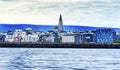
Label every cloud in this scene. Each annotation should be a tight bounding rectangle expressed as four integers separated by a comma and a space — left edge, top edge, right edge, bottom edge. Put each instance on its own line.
0, 0, 120, 28
0, 0, 91, 2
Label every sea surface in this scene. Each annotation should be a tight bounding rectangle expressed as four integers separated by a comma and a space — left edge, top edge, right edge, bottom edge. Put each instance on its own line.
0, 48, 120, 70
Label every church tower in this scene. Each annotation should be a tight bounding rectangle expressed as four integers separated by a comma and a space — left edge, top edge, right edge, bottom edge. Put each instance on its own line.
58, 14, 64, 32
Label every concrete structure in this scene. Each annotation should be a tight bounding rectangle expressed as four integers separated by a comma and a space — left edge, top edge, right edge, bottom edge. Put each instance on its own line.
13, 30, 26, 37
23, 34, 39, 42
58, 14, 64, 32
5, 34, 14, 42
5, 31, 14, 42
80, 32, 96, 43
13, 30, 26, 42
25, 28, 35, 35
46, 37, 56, 43
95, 29, 115, 44
0, 34, 6, 42
114, 32, 120, 40
61, 34, 80, 43
54, 26, 59, 32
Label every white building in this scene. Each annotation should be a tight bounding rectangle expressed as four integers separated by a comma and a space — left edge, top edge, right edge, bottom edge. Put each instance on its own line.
5, 29, 39, 42
5, 34, 14, 42
13, 30, 26, 42
80, 32, 96, 43
46, 37, 56, 42
22, 34, 39, 42
61, 34, 80, 43
13, 30, 26, 37
116, 32, 120, 35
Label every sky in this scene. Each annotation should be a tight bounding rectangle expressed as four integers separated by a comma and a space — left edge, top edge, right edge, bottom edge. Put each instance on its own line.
0, 0, 120, 28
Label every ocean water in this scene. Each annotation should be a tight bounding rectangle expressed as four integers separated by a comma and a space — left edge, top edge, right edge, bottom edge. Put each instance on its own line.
0, 48, 120, 70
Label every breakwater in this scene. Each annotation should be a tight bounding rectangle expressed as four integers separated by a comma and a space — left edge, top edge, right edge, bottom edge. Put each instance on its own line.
0, 42, 120, 48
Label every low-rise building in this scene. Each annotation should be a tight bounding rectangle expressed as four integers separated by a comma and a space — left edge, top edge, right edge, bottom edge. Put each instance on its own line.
114, 31, 120, 40
22, 34, 39, 42
46, 37, 56, 43
95, 29, 115, 44
61, 34, 80, 43
5, 34, 14, 42
5, 31, 14, 42
0, 34, 6, 42
80, 32, 96, 43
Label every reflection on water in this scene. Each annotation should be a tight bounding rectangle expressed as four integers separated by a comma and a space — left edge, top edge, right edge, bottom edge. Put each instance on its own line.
0, 48, 120, 70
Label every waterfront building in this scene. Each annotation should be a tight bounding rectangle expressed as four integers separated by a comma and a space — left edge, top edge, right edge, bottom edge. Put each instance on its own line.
5, 31, 14, 42
114, 32, 120, 40
37, 35, 42, 42
95, 29, 115, 44
13, 30, 26, 42
58, 14, 64, 32
46, 37, 56, 43
23, 34, 39, 42
5, 34, 14, 42
80, 32, 96, 43
53, 32, 59, 43
13, 30, 26, 37
0, 34, 6, 42
15, 34, 22, 42
25, 28, 35, 35
42, 32, 59, 43
58, 32, 67, 36
54, 26, 59, 32
61, 34, 80, 43
41, 36, 47, 42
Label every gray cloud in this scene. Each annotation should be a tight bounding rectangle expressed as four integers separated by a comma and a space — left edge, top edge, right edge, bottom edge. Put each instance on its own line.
0, 0, 92, 2
0, 0, 120, 27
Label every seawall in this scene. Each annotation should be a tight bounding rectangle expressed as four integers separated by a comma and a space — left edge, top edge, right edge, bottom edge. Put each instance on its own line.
0, 42, 120, 48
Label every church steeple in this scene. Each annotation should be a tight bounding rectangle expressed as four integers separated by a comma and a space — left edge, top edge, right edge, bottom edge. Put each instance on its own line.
58, 14, 64, 32
59, 14, 62, 21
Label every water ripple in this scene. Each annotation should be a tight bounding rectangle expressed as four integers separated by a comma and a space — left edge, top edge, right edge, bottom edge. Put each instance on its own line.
0, 48, 119, 70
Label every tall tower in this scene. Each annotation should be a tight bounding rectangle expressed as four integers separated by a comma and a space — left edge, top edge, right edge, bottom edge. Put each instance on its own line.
58, 14, 64, 32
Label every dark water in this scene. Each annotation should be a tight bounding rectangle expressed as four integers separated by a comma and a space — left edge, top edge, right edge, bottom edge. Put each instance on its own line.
0, 48, 120, 70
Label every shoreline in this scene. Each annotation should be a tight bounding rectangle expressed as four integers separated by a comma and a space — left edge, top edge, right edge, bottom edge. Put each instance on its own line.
0, 42, 120, 48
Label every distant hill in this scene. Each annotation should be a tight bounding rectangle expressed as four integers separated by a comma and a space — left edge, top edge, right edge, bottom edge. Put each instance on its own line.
0, 24, 120, 32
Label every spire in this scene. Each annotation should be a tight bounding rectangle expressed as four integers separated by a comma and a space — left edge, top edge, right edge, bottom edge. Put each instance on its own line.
59, 14, 62, 21
58, 14, 64, 32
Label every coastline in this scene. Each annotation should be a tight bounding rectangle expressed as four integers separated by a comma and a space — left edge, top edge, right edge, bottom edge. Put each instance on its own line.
0, 42, 120, 48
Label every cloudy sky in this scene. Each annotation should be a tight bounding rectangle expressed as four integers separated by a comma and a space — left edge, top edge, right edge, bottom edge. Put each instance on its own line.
0, 0, 120, 28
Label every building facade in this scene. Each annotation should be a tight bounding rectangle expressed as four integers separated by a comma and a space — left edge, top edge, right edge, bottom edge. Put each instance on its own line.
95, 29, 115, 44
0, 34, 6, 42
80, 32, 96, 43
61, 34, 80, 43
58, 14, 64, 32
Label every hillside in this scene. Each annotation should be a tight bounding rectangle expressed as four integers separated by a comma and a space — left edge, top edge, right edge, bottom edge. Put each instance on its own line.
0, 24, 119, 32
